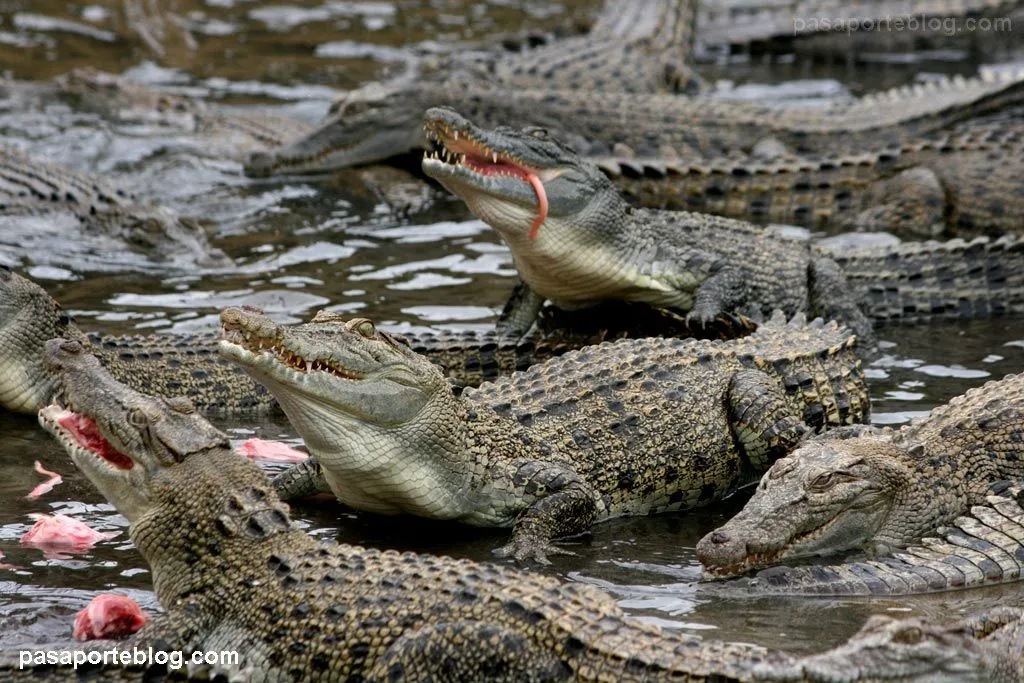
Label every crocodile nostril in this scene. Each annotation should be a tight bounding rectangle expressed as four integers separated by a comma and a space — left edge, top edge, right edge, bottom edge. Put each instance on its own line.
709, 531, 731, 545
59, 340, 84, 355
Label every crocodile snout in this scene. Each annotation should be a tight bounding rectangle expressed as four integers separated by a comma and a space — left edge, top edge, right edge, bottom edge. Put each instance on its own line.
244, 150, 277, 178
695, 527, 749, 574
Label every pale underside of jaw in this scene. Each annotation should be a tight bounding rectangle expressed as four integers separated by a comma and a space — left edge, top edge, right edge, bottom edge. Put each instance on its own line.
424, 131, 561, 240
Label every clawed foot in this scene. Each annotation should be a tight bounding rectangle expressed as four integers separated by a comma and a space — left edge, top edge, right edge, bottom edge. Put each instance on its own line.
493, 537, 576, 565
685, 307, 720, 329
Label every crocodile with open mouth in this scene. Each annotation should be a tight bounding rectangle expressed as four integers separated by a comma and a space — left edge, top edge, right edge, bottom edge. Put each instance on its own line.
219, 307, 868, 564
600, 119, 1024, 239
11, 337, 1021, 682
243, 69, 1024, 177
0, 145, 229, 268
695, 372, 1024, 582
0, 268, 750, 415
419, 107, 1024, 341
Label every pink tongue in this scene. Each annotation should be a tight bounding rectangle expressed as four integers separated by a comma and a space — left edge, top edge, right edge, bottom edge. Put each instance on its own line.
526, 173, 548, 241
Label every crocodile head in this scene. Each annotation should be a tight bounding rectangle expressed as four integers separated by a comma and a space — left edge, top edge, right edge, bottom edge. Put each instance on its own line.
56, 68, 201, 128
37, 338, 229, 524
759, 612, 1020, 682
421, 106, 621, 243
0, 268, 87, 413
218, 307, 471, 518
110, 205, 231, 269
697, 432, 910, 578
244, 82, 428, 177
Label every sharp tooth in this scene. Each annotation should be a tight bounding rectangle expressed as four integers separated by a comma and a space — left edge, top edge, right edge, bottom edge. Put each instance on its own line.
305, 360, 312, 371
492, 152, 498, 163
453, 130, 459, 140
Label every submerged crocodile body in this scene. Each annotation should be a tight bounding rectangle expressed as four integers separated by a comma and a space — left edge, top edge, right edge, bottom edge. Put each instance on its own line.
15, 338, 1020, 682
696, 373, 1024, 580
0, 145, 228, 268
602, 119, 1024, 239
0, 268, 751, 414
244, 67, 1024, 176
420, 107, 1024, 341
219, 307, 868, 563
704, 481, 1024, 596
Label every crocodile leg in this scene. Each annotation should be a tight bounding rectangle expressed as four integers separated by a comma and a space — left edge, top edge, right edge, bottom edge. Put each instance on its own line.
272, 457, 329, 500
492, 461, 598, 565
497, 279, 547, 339
806, 258, 874, 346
686, 265, 750, 327
365, 621, 571, 682
853, 167, 946, 237
727, 369, 810, 473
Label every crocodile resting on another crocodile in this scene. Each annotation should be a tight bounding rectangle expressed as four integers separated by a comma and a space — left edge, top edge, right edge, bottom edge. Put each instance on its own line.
697, 373, 1024, 582
0, 145, 228, 268
244, 68, 1024, 176
420, 106, 1024, 341
602, 119, 1024, 239
17, 337, 1023, 682
0, 267, 752, 415
702, 480, 1024, 596
219, 307, 868, 563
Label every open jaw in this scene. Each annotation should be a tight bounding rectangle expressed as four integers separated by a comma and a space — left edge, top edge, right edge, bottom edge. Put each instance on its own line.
422, 118, 553, 240
38, 405, 134, 471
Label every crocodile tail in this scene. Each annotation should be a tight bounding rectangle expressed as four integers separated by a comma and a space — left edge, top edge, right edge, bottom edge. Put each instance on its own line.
818, 235, 1024, 324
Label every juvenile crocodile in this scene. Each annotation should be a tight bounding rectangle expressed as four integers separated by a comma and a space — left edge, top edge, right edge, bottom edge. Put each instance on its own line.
0, 268, 749, 414
244, 69, 1024, 176
601, 119, 1024, 239
0, 145, 228, 268
17, 338, 1019, 682
702, 480, 1024, 595
420, 107, 1024, 340
219, 307, 868, 563
696, 372, 1024, 580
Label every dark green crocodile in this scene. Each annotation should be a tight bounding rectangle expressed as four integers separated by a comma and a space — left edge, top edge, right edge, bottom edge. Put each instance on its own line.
601, 119, 1024, 239
701, 480, 1024, 596
27, 336, 784, 682
420, 107, 1024, 341
219, 306, 868, 563
13, 338, 1019, 681
243, 69, 1024, 176
0, 268, 751, 414
696, 372, 1024, 581
0, 145, 228, 268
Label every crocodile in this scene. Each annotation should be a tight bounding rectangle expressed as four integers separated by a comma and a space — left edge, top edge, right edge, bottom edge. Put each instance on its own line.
219, 307, 868, 563
0, 145, 229, 268
700, 480, 1024, 595
15, 337, 1021, 682
0, 268, 752, 414
243, 67, 1024, 176
695, 372, 1024, 580
56, 68, 315, 152
419, 107, 1024, 340
600, 119, 1024, 239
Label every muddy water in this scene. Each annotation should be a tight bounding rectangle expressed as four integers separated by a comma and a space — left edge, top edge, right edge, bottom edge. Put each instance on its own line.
0, 0, 1023, 659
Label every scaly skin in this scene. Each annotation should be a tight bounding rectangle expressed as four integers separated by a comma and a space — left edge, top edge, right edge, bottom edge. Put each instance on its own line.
28, 337, 790, 682
218, 308, 868, 563
0, 342, 1015, 680
420, 107, 1024, 341
0, 269, 752, 414
53, 68, 314, 158
243, 69, 1024, 176
0, 145, 228, 268
695, 373, 1024, 578
603, 120, 1024, 239
703, 481, 1024, 595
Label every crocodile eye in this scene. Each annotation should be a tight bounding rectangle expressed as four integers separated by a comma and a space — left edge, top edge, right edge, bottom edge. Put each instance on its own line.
166, 397, 195, 414
892, 626, 923, 645
128, 408, 148, 427
807, 472, 835, 492
528, 127, 548, 140
356, 320, 375, 338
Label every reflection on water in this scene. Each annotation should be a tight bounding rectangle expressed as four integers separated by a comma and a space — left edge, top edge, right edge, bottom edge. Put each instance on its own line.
0, 0, 1022, 658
